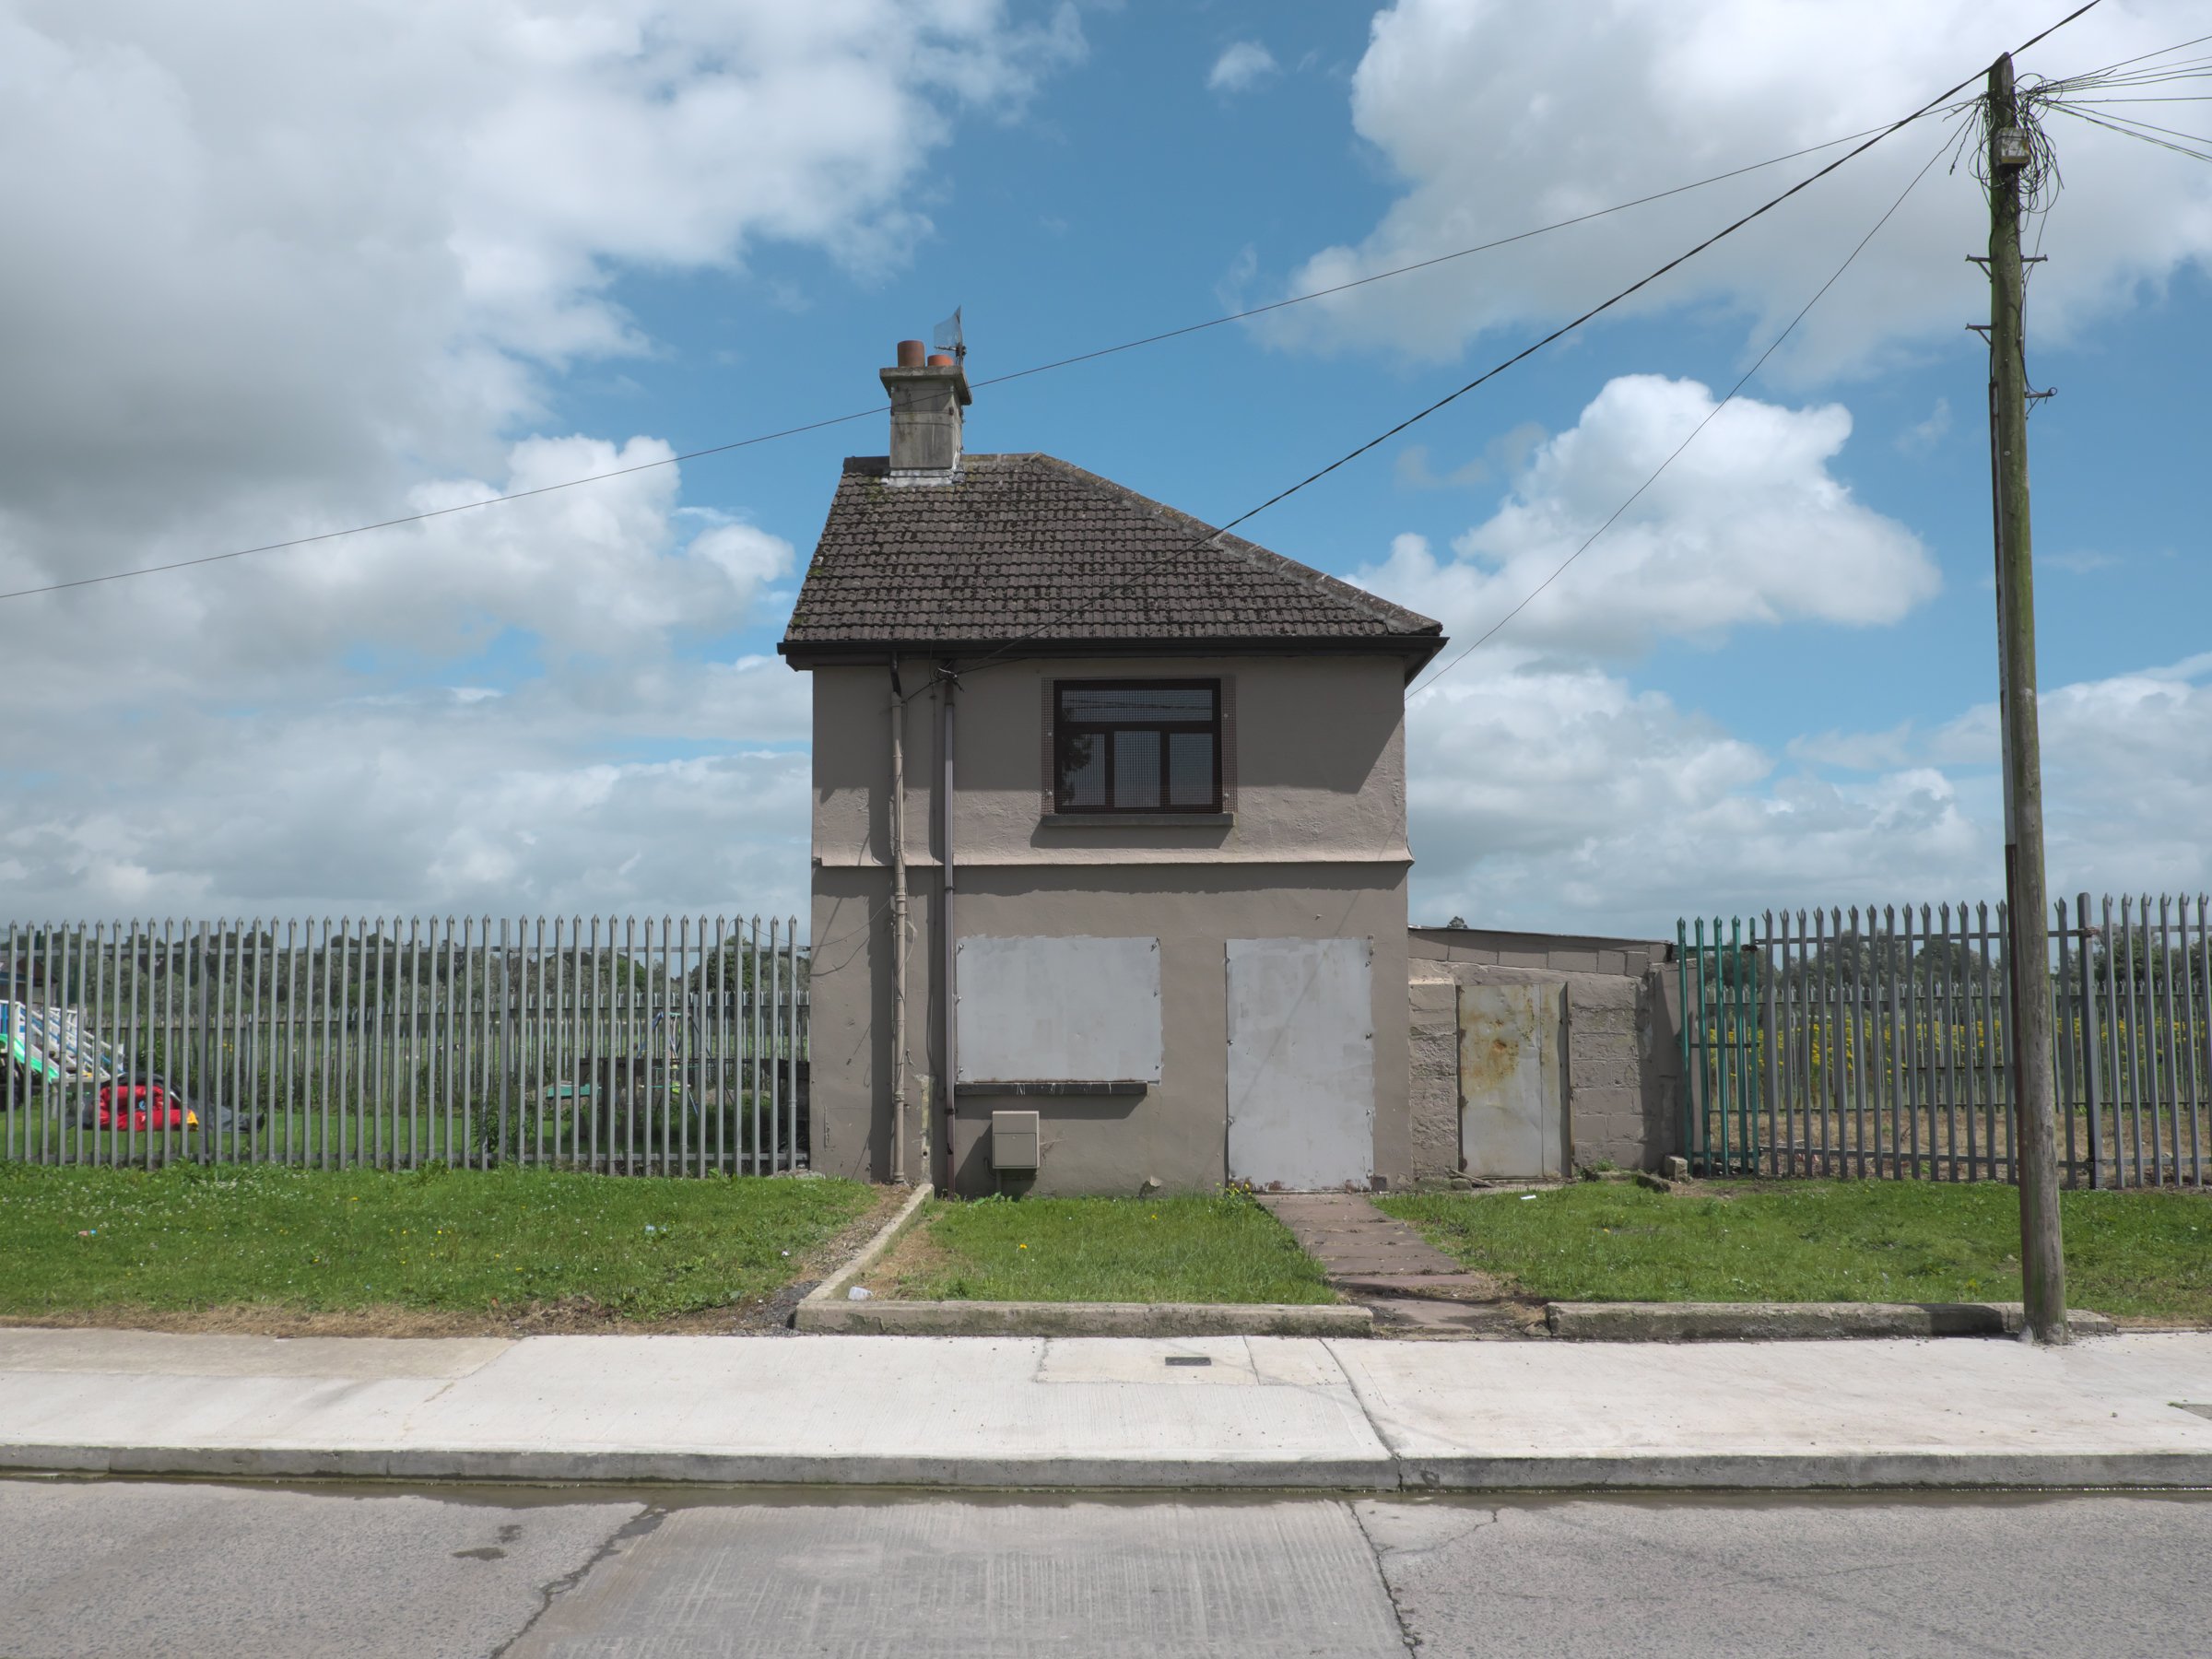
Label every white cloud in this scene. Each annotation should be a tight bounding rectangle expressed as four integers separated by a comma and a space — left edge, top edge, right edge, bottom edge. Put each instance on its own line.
1379, 371, 2201, 934
0, 1, 1083, 568
1362, 375, 1938, 658
1207, 41, 1278, 94
0, 694, 813, 923
1262, 1, 2212, 377
0, 434, 817, 920
0, 2, 1079, 924
1407, 653, 2212, 935
1895, 396, 1951, 455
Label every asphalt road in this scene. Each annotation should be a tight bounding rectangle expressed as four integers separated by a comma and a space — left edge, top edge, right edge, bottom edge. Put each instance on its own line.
2, 1477, 2206, 1657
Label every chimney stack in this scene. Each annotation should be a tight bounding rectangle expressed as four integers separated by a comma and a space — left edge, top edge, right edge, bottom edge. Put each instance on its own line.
881, 336, 971, 481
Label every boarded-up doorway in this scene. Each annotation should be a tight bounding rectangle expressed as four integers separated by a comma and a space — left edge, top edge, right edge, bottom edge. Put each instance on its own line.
1225, 937, 1373, 1190
1458, 982, 1568, 1180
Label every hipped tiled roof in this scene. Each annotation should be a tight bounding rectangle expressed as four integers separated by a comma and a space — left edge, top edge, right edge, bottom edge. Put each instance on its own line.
778, 453, 1443, 661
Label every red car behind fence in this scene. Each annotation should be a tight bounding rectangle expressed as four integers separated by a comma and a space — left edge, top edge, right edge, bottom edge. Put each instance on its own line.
91, 1078, 196, 1132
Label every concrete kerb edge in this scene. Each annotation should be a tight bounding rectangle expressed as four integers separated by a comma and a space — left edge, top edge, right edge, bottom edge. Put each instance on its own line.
796, 1182, 935, 1316
795, 1298, 1375, 1337
7, 1442, 2206, 1494
1544, 1300, 2123, 1342
1394, 1452, 2212, 1491
0, 1442, 1398, 1491
792, 1182, 1375, 1336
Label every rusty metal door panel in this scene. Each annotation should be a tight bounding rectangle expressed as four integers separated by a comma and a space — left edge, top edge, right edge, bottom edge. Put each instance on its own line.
1226, 937, 1373, 1191
1458, 982, 1566, 1180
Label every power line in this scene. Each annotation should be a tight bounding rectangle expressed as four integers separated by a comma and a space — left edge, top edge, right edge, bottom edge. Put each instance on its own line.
1, 2, 2106, 612
2051, 102, 2212, 164
0, 124, 1991, 607
930, 2, 2104, 693
2054, 29, 2212, 82
1406, 134, 1955, 703
964, 124, 1904, 394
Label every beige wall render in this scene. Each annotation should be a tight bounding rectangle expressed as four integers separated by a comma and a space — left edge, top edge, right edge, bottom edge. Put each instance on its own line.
813, 653, 1411, 873
808, 653, 1415, 1194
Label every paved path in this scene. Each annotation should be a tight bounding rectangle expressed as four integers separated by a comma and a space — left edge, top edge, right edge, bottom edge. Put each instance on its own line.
1256, 1192, 1462, 1276
1255, 1191, 1528, 1335
6, 1477, 2209, 1657
6, 1325, 2212, 1490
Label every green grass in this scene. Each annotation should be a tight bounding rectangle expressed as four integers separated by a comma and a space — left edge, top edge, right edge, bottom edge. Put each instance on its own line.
886, 1193, 1336, 1304
0, 1162, 875, 1320
1377, 1181, 2212, 1322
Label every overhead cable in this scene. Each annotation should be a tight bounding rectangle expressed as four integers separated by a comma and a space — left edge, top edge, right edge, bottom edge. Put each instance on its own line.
1406, 135, 1956, 702
0, 126, 1991, 606
930, 2, 2104, 692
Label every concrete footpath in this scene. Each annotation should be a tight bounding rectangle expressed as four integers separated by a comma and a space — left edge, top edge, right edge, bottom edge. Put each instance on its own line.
4, 1326, 2211, 1492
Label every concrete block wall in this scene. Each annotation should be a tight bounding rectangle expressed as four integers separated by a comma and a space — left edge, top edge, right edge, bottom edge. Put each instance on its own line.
1407, 978, 1459, 1184
1409, 926, 1667, 980
1407, 929, 1686, 1180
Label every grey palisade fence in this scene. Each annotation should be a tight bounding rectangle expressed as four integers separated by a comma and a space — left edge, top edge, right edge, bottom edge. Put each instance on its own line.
1677, 894, 2210, 1188
1, 915, 808, 1175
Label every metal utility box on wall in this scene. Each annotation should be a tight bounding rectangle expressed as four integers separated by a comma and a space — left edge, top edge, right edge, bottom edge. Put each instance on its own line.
990, 1110, 1041, 1172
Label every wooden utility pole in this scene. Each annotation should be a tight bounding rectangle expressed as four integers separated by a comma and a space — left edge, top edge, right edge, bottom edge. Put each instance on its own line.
1985, 52, 2067, 1345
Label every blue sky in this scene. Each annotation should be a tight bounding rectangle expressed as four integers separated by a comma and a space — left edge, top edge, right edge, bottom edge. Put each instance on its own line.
2, 0, 2206, 932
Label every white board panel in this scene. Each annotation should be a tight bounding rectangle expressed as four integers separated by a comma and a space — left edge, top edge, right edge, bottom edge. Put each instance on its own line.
1226, 937, 1373, 1191
956, 935, 1162, 1083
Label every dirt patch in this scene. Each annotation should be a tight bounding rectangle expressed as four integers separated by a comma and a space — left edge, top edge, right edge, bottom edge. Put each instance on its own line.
856, 1207, 955, 1300
0, 1182, 909, 1339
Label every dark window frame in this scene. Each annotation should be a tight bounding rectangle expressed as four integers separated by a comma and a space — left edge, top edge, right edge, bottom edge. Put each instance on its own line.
1053, 677, 1222, 815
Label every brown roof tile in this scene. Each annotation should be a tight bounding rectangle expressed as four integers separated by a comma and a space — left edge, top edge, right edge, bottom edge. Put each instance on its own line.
778, 453, 1443, 662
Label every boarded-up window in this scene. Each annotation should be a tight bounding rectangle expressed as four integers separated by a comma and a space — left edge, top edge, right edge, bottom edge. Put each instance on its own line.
956, 936, 1162, 1083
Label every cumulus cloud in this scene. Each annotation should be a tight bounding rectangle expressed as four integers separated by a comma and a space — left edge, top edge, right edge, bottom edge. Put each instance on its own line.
1378, 371, 2197, 933
1894, 396, 1952, 455
1261, 0, 2212, 377
0, 2, 1078, 923
1406, 652, 2212, 935
0, 689, 813, 923
0, 1, 1083, 568
1207, 41, 1278, 93
1360, 375, 1938, 658
0, 434, 814, 920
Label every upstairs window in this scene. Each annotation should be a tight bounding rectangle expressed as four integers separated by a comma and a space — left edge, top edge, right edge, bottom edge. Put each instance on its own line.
1053, 680, 1220, 814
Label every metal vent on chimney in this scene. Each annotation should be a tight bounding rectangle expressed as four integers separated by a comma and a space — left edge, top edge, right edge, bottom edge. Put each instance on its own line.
933, 306, 965, 366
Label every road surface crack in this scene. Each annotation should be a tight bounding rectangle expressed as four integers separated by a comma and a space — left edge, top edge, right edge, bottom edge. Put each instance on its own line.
1348, 1499, 1424, 1654
488, 1502, 665, 1657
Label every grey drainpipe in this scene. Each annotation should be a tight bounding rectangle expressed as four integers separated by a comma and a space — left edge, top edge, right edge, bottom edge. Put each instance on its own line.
888, 659, 908, 1185
938, 662, 958, 1194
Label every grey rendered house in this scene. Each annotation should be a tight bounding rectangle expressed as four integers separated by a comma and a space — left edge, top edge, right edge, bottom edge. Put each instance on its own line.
779, 341, 1444, 1195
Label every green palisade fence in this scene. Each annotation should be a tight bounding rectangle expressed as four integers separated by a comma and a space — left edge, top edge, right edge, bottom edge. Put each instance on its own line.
2, 914, 808, 1175
1677, 894, 2208, 1188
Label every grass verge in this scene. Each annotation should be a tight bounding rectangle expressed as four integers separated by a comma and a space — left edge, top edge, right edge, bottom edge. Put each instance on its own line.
0, 1161, 878, 1331
1377, 1180, 2212, 1324
866, 1192, 1336, 1305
